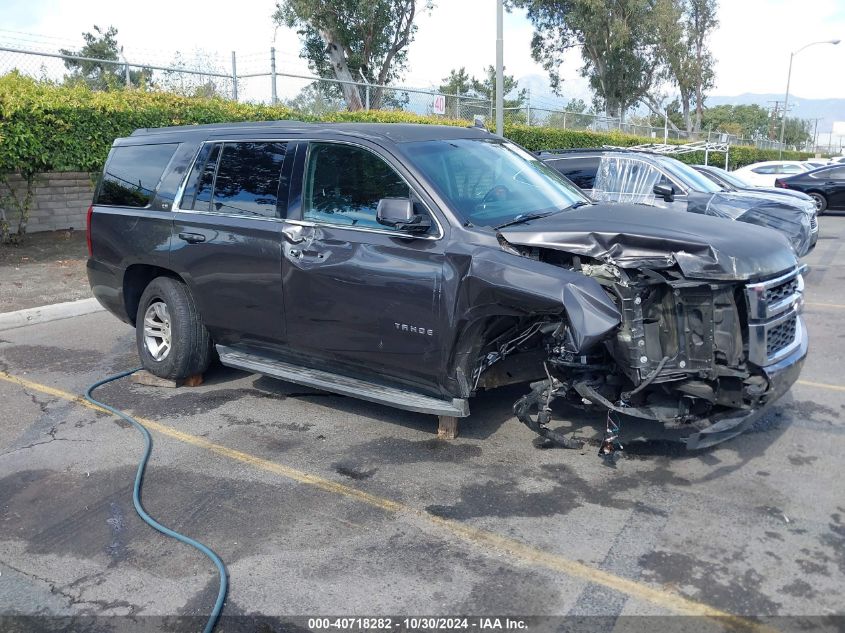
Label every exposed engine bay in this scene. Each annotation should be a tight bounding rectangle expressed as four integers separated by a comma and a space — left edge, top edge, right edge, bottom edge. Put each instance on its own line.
472, 244, 807, 452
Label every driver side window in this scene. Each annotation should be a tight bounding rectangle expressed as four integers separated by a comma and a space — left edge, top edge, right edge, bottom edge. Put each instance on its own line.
303, 142, 410, 229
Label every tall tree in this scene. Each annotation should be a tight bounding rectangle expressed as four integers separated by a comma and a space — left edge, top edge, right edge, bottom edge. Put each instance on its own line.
780, 117, 812, 147
59, 26, 150, 90
439, 66, 527, 122
545, 97, 596, 128
438, 67, 473, 97
438, 67, 474, 118
470, 66, 527, 108
700, 104, 771, 139
649, 0, 717, 134
273, 0, 431, 111
508, 0, 660, 120
472, 65, 528, 123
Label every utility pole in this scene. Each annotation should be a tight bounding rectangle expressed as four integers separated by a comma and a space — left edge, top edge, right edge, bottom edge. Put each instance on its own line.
779, 39, 841, 157
270, 47, 278, 105
231, 51, 238, 102
767, 100, 783, 140
810, 117, 823, 153
526, 88, 531, 126
495, 0, 504, 136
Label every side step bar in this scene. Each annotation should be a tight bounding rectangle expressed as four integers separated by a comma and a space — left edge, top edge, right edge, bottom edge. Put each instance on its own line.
217, 345, 470, 418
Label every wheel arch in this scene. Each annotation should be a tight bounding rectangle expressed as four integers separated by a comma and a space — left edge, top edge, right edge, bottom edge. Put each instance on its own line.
122, 264, 185, 326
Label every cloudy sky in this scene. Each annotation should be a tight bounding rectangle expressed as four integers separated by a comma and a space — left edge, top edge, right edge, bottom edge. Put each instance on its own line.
3, 0, 845, 105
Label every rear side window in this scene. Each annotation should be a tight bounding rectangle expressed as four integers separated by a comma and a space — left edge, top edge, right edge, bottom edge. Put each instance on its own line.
96, 143, 179, 207
213, 142, 288, 218
816, 166, 845, 179
547, 157, 600, 189
180, 142, 287, 218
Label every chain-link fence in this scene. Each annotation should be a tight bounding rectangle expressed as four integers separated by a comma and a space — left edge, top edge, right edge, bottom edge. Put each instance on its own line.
0, 43, 799, 152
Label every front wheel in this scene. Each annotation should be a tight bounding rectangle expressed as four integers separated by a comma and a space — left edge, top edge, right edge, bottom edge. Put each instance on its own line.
135, 276, 213, 380
808, 192, 828, 214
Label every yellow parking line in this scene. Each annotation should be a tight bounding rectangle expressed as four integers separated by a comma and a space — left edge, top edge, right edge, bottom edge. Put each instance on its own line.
797, 379, 845, 393
0, 370, 772, 632
805, 302, 845, 309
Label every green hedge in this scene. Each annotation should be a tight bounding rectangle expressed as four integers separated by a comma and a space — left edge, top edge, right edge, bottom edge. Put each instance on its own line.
0, 71, 809, 175
0, 72, 466, 175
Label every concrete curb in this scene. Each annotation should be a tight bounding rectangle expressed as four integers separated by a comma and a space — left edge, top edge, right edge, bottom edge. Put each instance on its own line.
0, 297, 104, 332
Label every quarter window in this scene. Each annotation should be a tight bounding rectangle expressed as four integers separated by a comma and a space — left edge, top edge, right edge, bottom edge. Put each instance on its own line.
96, 143, 179, 207
302, 143, 410, 229
183, 143, 220, 212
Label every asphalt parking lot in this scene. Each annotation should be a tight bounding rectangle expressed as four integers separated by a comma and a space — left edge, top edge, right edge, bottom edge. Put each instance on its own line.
1, 216, 844, 632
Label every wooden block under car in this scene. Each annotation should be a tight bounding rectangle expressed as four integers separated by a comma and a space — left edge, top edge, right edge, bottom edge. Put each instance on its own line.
131, 370, 203, 388
437, 415, 459, 440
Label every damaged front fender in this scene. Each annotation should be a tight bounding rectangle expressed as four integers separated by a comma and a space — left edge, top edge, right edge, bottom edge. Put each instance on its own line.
441, 245, 620, 397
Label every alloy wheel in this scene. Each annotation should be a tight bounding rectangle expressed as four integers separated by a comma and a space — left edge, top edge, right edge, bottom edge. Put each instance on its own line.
143, 301, 172, 361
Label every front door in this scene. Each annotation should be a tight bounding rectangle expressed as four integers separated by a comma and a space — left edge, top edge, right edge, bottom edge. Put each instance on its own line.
170, 140, 292, 348
281, 141, 446, 392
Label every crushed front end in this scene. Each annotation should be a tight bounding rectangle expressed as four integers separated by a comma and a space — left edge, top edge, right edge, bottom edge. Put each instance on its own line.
476, 247, 808, 450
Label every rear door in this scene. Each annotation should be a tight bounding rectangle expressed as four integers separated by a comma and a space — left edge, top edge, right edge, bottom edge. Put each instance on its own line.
170, 140, 293, 347
281, 140, 447, 392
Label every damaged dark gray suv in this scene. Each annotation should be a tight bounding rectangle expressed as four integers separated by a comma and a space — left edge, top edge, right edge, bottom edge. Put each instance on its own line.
87, 122, 808, 451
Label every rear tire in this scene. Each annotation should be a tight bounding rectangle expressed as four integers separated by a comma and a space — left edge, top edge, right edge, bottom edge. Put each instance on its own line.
135, 276, 213, 380
808, 192, 828, 214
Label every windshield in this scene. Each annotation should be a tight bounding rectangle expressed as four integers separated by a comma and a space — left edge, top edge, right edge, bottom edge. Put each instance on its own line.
705, 166, 753, 189
401, 138, 589, 227
656, 157, 722, 193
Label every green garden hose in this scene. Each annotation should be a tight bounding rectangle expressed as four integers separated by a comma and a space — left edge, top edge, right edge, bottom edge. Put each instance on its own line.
85, 368, 227, 633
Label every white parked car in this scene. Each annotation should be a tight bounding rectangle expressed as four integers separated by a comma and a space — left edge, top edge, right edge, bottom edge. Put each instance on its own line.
733, 161, 813, 187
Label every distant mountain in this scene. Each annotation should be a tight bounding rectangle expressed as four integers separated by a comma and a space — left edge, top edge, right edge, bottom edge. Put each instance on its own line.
510, 76, 845, 140
705, 93, 845, 133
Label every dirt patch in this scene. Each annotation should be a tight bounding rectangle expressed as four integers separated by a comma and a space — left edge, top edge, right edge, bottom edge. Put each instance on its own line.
0, 231, 90, 312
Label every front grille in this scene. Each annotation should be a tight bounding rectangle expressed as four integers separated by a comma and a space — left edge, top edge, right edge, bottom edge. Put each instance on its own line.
746, 266, 804, 366
746, 267, 804, 320
766, 276, 799, 306
810, 214, 818, 231
766, 315, 797, 358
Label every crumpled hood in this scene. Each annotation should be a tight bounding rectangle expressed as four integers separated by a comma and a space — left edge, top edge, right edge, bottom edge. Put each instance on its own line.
497, 204, 799, 281
693, 191, 814, 256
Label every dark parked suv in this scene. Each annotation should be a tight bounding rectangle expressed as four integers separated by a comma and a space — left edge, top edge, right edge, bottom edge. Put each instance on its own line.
540, 149, 816, 255
87, 122, 808, 449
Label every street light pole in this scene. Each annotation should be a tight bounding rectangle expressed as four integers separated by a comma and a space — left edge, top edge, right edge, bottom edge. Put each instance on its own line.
495, 0, 504, 136
778, 38, 840, 157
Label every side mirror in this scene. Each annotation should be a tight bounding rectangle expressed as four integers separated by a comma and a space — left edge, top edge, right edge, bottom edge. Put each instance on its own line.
376, 198, 431, 234
653, 183, 675, 202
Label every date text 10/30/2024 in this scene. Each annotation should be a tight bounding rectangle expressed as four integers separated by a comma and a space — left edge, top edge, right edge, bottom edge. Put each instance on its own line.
307, 618, 529, 630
